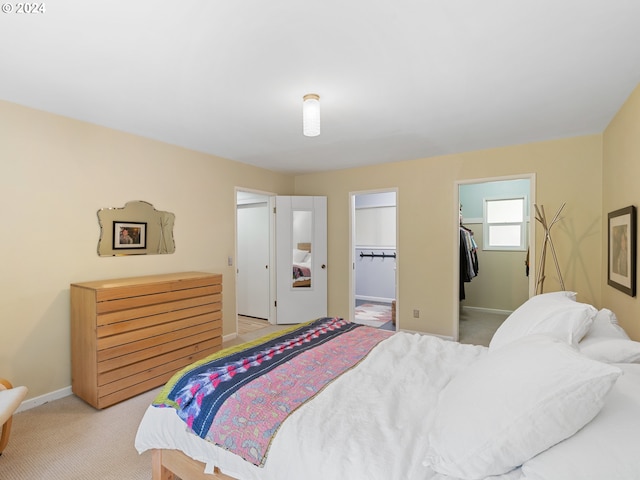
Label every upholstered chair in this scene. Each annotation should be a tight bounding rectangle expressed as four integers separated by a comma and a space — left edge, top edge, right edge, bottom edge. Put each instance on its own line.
0, 378, 28, 456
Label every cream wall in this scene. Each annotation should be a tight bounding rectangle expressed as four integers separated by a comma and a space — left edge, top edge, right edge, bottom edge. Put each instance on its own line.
603, 84, 640, 340
295, 135, 603, 337
0, 100, 294, 399
5, 85, 636, 401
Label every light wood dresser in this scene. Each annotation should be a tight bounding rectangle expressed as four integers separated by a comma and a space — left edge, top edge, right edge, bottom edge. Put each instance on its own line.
70, 271, 223, 409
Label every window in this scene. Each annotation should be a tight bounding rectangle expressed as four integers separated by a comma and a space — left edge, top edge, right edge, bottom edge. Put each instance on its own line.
483, 197, 527, 251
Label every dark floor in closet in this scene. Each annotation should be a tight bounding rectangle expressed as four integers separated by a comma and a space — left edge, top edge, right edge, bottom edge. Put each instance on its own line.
458, 308, 509, 347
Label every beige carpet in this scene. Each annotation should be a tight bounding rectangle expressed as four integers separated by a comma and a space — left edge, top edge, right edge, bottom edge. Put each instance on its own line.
0, 387, 159, 480
0, 322, 292, 480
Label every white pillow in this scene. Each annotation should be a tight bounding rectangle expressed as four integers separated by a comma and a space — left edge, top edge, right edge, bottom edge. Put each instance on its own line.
578, 309, 640, 363
522, 363, 640, 480
292, 248, 309, 263
425, 334, 621, 479
579, 338, 640, 364
580, 308, 629, 341
489, 291, 596, 351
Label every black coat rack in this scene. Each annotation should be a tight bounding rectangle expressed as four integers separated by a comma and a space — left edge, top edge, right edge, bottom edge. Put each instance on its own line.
359, 251, 396, 259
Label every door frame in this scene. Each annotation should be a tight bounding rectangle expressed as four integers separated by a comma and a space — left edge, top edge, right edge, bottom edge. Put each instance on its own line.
453, 174, 536, 341
349, 188, 399, 328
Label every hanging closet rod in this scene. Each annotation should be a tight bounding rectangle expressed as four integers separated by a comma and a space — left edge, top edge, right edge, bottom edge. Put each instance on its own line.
359, 251, 396, 259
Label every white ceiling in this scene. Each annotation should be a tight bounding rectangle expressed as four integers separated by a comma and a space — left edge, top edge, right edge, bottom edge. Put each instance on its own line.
2, 1, 640, 174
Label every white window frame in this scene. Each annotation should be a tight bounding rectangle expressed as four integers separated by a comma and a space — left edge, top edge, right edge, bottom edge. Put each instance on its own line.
483, 196, 527, 251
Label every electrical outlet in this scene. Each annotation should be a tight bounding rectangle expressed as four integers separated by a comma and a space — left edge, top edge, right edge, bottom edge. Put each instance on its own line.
413, 309, 420, 318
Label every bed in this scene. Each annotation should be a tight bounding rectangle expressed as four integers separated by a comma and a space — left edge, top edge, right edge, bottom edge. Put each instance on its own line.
135, 292, 640, 480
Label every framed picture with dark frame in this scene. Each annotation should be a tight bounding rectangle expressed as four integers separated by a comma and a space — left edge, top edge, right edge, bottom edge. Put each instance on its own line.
608, 205, 636, 297
113, 221, 147, 250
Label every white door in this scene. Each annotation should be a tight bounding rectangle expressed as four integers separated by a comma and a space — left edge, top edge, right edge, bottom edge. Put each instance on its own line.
237, 200, 271, 319
273, 196, 327, 324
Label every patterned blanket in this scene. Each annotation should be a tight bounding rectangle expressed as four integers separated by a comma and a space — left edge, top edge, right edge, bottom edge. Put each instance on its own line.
153, 317, 393, 466
292, 264, 311, 279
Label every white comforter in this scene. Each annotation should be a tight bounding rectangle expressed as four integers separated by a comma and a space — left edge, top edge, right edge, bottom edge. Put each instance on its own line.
135, 332, 640, 480
136, 333, 488, 479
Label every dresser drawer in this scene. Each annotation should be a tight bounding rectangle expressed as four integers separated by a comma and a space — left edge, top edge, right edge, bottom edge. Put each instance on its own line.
71, 272, 223, 409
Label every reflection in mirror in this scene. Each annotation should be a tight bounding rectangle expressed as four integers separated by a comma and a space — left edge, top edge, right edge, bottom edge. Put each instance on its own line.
292, 210, 312, 288
97, 200, 175, 256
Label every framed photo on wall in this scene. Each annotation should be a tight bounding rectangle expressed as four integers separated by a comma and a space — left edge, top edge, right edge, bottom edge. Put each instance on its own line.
608, 206, 636, 296
113, 221, 147, 250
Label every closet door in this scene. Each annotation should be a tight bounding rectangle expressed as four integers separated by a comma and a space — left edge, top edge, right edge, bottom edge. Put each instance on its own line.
237, 203, 270, 319
273, 196, 327, 324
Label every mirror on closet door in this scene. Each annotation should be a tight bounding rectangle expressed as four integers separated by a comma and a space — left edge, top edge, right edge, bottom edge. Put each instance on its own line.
292, 209, 313, 288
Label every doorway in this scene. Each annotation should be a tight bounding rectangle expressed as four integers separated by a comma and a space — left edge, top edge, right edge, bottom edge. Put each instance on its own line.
236, 190, 328, 328
236, 190, 273, 324
350, 190, 398, 330
455, 175, 535, 344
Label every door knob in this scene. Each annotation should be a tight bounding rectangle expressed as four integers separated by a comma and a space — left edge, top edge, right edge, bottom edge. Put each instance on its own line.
322, 264, 326, 269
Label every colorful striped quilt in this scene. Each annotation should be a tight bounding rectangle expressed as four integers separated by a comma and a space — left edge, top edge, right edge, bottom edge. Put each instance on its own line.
153, 317, 393, 466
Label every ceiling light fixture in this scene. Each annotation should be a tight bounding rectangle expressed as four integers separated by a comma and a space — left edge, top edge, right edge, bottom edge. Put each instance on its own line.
303, 93, 320, 137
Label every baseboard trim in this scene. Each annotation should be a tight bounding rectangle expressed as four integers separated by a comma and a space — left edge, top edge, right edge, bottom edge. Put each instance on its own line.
223, 332, 238, 343
355, 295, 394, 304
16, 385, 73, 414
462, 306, 513, 316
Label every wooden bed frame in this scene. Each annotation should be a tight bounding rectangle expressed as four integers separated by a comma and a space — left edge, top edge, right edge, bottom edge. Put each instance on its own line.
152, 449, 238, 480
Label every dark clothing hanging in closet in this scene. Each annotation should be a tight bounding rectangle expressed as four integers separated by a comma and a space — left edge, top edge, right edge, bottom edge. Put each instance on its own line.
460, 230, 468, 300
459, 226, 479, 300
